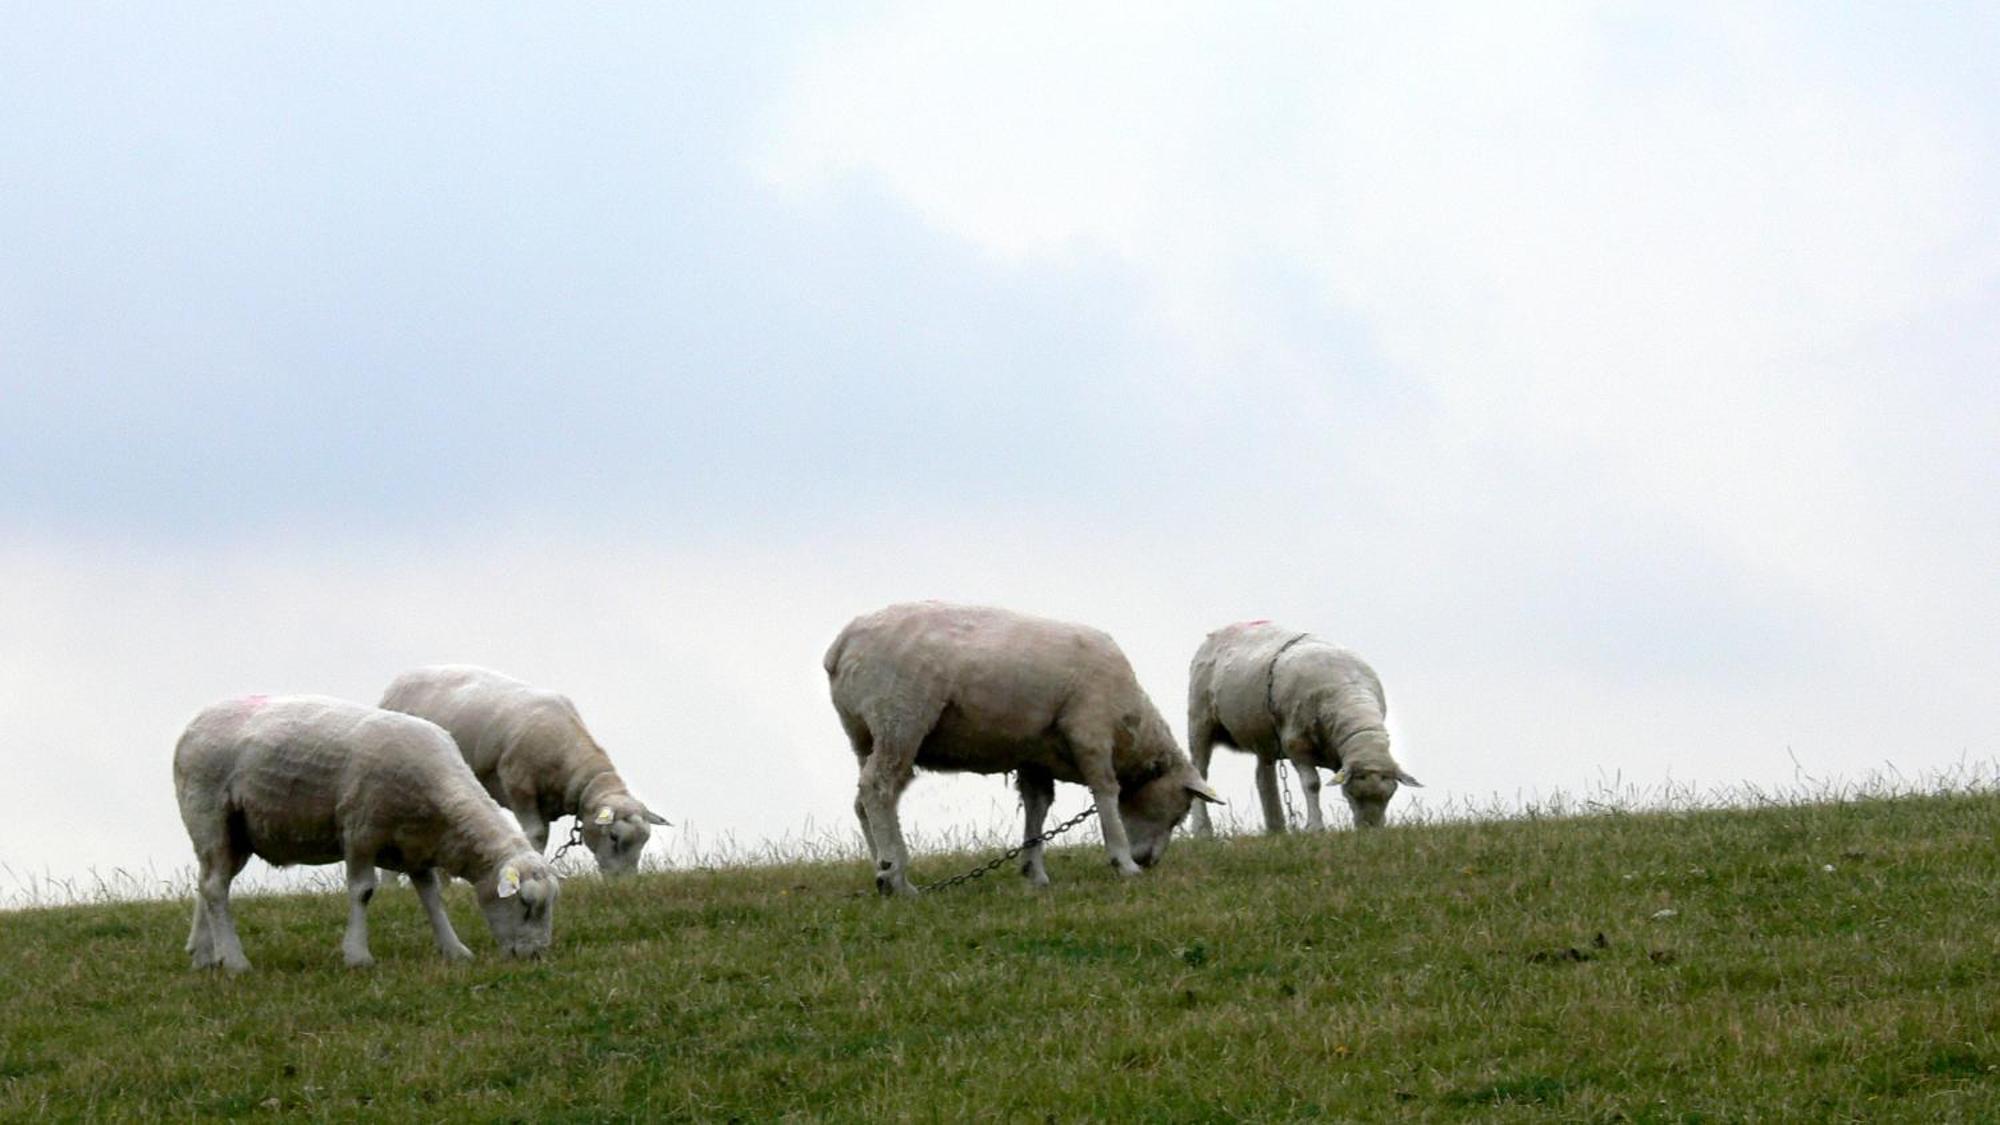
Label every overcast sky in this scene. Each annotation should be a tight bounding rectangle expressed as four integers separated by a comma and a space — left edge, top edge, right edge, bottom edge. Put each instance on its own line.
3, 4, 1995, 901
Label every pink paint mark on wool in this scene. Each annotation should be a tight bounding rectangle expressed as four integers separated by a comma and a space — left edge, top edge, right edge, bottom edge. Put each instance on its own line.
238, 694, 270, 712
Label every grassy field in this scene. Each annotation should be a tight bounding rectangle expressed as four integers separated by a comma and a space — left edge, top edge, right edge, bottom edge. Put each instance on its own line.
6, 789, 2000, 1122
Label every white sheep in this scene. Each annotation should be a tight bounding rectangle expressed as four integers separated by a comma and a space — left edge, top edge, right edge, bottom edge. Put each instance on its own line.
173, 694, 558, 972
825, 601, 1221, 896
1186, 620, 1421, 835
379, 665, 666, 874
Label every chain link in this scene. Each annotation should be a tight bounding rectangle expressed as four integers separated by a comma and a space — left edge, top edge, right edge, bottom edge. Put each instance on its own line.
549, 821, 585, 865
1277, 760, 1300, 831
1265, 632, 1311, 834
918, 805, 1099, 893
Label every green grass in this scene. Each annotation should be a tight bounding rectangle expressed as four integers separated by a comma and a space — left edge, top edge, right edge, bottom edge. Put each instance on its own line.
7, 790, 2000, 1121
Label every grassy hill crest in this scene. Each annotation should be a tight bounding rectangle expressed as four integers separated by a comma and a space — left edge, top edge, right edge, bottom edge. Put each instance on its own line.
6, 787, 1999, 1120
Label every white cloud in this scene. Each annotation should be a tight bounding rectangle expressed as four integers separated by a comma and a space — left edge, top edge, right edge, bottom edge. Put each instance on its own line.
762, 0, 2000, 702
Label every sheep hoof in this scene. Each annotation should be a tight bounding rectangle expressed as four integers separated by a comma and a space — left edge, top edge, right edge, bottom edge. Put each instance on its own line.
343, 950, 376, 969
440, 942, 474, 962
875, 872, 917, 897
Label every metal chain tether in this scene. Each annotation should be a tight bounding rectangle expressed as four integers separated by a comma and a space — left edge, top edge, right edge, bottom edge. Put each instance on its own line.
549, 821, 585, 865
1276, 760, 1300, 830
918, 804, 1099, 893
1265, 631, 1310, 834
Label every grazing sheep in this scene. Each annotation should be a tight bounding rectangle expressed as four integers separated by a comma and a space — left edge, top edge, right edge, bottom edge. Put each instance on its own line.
380, 666, 666, 874
825, 601, 1222, 896
173, 695, 558, 972
1186, 621, 1420, 836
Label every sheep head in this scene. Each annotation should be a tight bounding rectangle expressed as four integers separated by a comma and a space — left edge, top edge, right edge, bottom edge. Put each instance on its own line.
1119, 768, 1223, 868
1329, 740, 1421, 828
581, 796, 668, 875
476, 853, 559, 957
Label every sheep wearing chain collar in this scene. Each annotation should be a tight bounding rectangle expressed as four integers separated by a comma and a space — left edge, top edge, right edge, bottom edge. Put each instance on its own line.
825, 601, 1221, 896
380, 666, 666, 874
1186, 620, 1420, 835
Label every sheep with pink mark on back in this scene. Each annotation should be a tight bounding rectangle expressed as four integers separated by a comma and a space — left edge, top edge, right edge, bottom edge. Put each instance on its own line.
1186, 621, 1421, 836
379, 666, 667, 874
172, 695, 557, 973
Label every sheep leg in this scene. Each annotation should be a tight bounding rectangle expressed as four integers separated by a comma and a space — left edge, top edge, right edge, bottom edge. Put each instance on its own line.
852, 795, 872, 848
1284, 735, 1326, 830
1186, 714, 1219, 838
513, 806, 550, 854
1070, 756, 1141, 877
1016, 766, 1056, 888
1254, 754, 1286, 835
1091, 785, 1143, 877
410, 868, 473, 962
194, 847, 252, 973
856, 722, 922, 897
341, 857, 379, 968
841, 714, 875, 850
185, 894, 211, 960
1059, 712, 1143, 877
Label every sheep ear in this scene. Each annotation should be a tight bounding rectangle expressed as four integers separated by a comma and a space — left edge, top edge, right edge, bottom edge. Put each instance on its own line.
1395, 769, 1424, 788
1184, 778, 1224, 805
642, 808, 669, 826
1329, 768, 1351, 785
496, 865, 521, 899
594, 807, 614, 826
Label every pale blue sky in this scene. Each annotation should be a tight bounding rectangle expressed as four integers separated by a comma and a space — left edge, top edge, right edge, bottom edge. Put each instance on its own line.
0, 6, 1164, 538
2, 4, 1995, 895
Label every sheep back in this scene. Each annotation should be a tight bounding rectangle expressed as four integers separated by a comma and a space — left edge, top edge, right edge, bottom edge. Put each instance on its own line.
173, 694, 519, 874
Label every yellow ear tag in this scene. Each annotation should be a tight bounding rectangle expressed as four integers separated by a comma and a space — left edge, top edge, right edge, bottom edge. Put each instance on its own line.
1329, 768, 1351, 785
497, 865, 522, 899
595, 807, 614, 826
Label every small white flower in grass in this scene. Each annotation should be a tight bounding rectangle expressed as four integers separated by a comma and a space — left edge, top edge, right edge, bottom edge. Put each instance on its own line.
1651, 908, 1677, 921
1822, 864, 1836, 874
